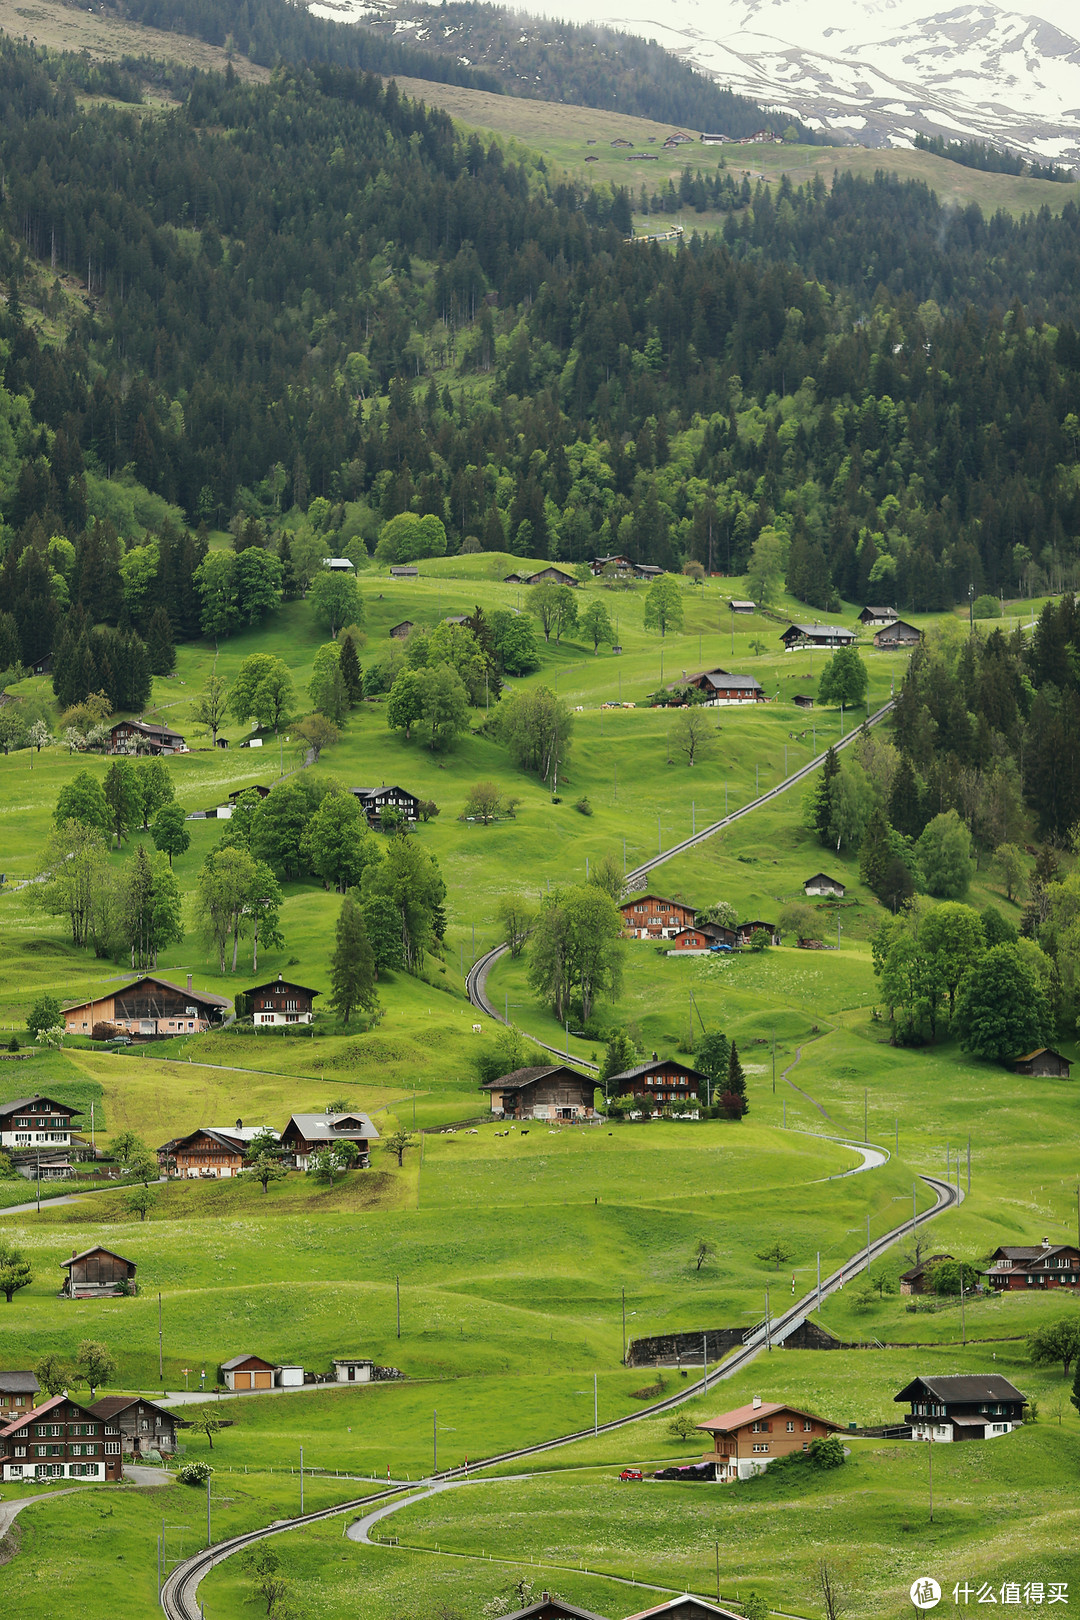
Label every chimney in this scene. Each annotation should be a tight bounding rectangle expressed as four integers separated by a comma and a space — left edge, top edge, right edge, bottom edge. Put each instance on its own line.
72, 1249, 77, 1258
187, 973, 193, 992
752, 1395, 762, 1409
236, 1118, 243, 1131
1042, 1237, 1051, 1249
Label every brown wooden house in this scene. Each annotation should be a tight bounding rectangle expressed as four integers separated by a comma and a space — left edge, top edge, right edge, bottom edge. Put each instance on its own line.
697, 1398, 842, 1482
158, 1122, 274, 1178
0, 1371, 39, 1423
873, 619, 922, 649
1012, 1047, 1071, 1079
780, 623, 855, 649
736, 919, 780, 945
627, 1599, 742, 1620
89, 1395, 188, 1456
899, 1253, 954, 1295
0, 1392, 123, 1483
107, 719, 187, 755
62, 973, 230, 1037
279, 1111, 378, 1169
480, 1065, 597, 1121
220, 1354, 279, 1390
984, 1240, 1080, 1290
61, 1245, 137, 1298
608, 1056, 709, 1111
896, 1373, 1026, 1442
620, 894, 697, 939
243, 974, 321, 1026
0, 1094, 82, 1154
857, 606, 898, 626
666, 928, 715, 953
674, 670, 764, 705
503, 1598, 609, 1620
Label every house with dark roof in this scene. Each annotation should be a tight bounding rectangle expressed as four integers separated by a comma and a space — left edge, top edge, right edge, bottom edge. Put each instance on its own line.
0, 1392, 123, 1482
804, 873, 845, 898
780, 624, 856, 649
502, 1597, 608, 1620
727, 599, 755, 614
61, 1246, 137, 1299
1012, 1047, 1071, 1079
158, 1122, 276, 1179
0, 1095, 82, 1154
620, 894, 697, 939
696, 1397, 843, 1482
220, 1354, 280, 1391
607, 1056, 709, 1112
241, 974, 321, 1027
674, 669, 764, 705
736, 920, 779, 945
389, 565, 418, 579
873, 619, 922, 650
899, 1253, 953, 1295
480, 1065, 596, 1122
107, 719, 188, 755
793, 693, 814, 708
590, 554, 633, 576
279, 1110, 379, 1170
0, 1371, 40, 1423
984, 1239, 1080, 1290
88, 1395, 188, 1456
627, 1599, 743, 1620
62, 973, 230, 1037
857, 606, 898, 626
388, 620, 415, 639
894, 1374, 1027, 1442
350, 785, 420, 827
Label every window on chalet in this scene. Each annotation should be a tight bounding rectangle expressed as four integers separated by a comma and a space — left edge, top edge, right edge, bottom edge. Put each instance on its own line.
786, 1421, 795, 1432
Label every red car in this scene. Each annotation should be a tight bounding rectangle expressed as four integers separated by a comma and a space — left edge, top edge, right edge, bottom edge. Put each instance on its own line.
619, 1468, 643, 1481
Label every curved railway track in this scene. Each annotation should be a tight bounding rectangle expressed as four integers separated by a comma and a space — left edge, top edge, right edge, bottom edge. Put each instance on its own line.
160, 1168, 958, 1617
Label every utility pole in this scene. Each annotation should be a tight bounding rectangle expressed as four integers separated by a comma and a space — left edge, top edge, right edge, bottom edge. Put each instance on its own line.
658, 814, 661, 855
158, 1291, 164, 1383
433, 1409, 437, 1476
866, 1212, 871, 1272
716, 1541, 721, 1603
692, 801, 695, 836
621, 1288, 626, 1364
91, 1100, 95, 1154
967, 1135, 971, 1196
300, 1445, 304, 1514
703, 1332, 708, 1392
764, 1289, 771, 1352
594, 1372, 598, 1435
913, 1182, 917, 1238
960, 1273, 966, 1347
396, 1275, 401, 1340
927, 1436, 934, 1523
207, 1474, 212, 1547
816, 1251, 821, 1313
895, 1117, 899, 1154
771, 1033, 776, 1094
864, 1089, 868, 1143
36, 1149, 40, 1214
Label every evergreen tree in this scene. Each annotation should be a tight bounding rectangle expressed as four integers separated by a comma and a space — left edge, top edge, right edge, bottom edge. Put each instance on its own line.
329, 890, 378, 1024
722, 1040, 749, 1117
814, 747, 840, 847
339, 635, 363, 704
889, 757, 924, 839
859, 807, 893, 899
145, 605, 176, 675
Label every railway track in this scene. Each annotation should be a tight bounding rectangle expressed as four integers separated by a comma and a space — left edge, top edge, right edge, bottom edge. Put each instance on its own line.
159, 1168, 959, 1617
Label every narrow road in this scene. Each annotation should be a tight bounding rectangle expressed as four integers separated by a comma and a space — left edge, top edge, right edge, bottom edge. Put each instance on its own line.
160, 1169, 959, 1620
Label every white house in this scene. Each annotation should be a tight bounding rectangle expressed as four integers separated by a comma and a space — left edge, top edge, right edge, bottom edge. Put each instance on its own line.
332, 1358, 375, 1384
0, 1095, 81, 1154
804, 873, 846, 898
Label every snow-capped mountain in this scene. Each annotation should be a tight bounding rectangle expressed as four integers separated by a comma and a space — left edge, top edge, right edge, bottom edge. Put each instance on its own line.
309, 0, 1080, 166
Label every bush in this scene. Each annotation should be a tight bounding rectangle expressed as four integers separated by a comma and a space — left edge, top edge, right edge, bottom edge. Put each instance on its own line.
92, 1022, 117, 1042
748, 928, 771, 952
177, 1460, 213, 1486
972, 594, 1002, 619
719, 1090, 747, 1118
575, 796, 593, 815
807, 1435, 845, 1469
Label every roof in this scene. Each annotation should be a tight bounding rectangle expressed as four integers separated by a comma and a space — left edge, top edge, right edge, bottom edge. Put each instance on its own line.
282, 1112, 380, 1142
608, 1058, 710, 1084
351, 785, 418, 801
111, 719, 185, 739
220, 1354, 280, 1372
478, 1064, 592, 1093
782, 623, 854, 638
626, 1600, 742, 1620
860, 606, 898, 617
696, 1400, 841, 1433
0, 1371, 40, 1393
243, 976, 321, 997
899, 1253, 953, 1280
688, 671, 763, 691
500, 1601, 609, 1620
894, 1375, 1026, 1404
874, 619, 920, 633
161, 1127, 269, 1155
805, 872, 845, 886
62, 975, 231, 1013
1014, 1047, 1069, 1064
324, 557, 354, 568
61, 1246, 137, 1270
0, 1094, 83, 1120
619, 893, 691, 910
728, 599, 756, 608
89, 1395, 188, 1425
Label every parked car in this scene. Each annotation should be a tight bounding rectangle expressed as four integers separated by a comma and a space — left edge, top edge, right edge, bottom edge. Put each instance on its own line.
619, 1468, 643, 1481
107, 1035, 133, 1046
653, 1462, 715, 1481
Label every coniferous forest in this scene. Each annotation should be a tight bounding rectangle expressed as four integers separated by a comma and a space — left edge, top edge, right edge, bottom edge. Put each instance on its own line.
1, 37, 1080, 698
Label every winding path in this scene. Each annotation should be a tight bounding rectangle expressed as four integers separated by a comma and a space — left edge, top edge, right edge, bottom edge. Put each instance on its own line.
159, 1170, 960, 1620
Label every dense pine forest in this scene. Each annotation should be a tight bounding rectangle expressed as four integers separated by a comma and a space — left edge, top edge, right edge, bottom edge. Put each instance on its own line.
1, 39, 1080, 693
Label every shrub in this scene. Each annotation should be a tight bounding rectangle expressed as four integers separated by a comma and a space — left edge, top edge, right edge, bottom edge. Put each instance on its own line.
92, 1022, 117, 1042
575, 796, 593, 815
972, 594, 1002, 619
719, 1090, 747, 1118
807, 1435, 845, 1469
178, 1460, 213, 1486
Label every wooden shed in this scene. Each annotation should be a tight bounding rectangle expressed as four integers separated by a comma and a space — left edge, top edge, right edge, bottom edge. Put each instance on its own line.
220, 1354, 279, 1390
61, 1246, 137, 1298
1012, 1048, 1072, 1079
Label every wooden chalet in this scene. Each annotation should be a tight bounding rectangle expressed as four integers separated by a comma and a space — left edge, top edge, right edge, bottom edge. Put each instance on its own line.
620, 894, 697, 939
984, 1240, 1080, 1290
88, 1395, 188, 1456
804, 873, 845, 898
736, 920, 779, 945
666, 927, 717, 954
61, 1246, 137, 1299
0, 1391, 123, 1483
502, 1597, 608, 1620
634, 563, 664, 580
388, 620, 414, 639
0, 1094, 82, 1154
895, 1373, 1026, 1442
608, 1056, 709, 1110
727, 599, 755, 614
62, 973, 230, 1038
1012, 1047, 1071, 1078
857, 606, 898, 626
30, 652, 54, 676
158, 1121, 275, 1179
504, 572, 530, 584
780, 623, 855, 649
873, 619, 922, 649
389, 565, 418, 579
590, 554, 632, 576
279, 1110, 379, 1169
350, 784, 420, 827
107, 719, 188, 755
480, 1065, 597, 1121
674, 669, 764, 705
525, 566, 579, 587
696, 1398, 842, 1482
243, 973, 320, 1026
220, 1354, 279, 1391
229, 784, 272, 801
793, 693, 814, 708
700, 133, 729, 145
899, 1253, 954, 1295
0, 1371, 39, 1422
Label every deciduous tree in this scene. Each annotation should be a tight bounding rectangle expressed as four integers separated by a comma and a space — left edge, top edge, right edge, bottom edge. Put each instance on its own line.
151, 802, 191, 867
0, 1241, 32, 1303
953, 943, 1051, 1062
643, 574, 684, 637
189, 672, 230, 747
670, 706, 717, 767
